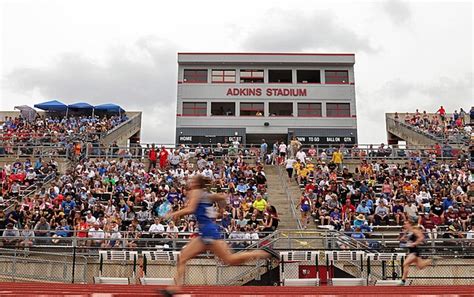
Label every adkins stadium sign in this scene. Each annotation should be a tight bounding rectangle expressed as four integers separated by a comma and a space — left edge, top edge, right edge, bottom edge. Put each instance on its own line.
226, 87, 307, 97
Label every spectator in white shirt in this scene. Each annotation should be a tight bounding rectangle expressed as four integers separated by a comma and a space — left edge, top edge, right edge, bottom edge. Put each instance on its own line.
87, 223, 105, 247
165, 220, 179, 239
466, 225, 474, 244
85, 211, 97, 225
149, 217, 165, 238
296, 149, 307, 164
202, 165, 213, 179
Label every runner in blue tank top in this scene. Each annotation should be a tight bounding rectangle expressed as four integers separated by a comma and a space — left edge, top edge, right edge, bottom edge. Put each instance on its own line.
161, 175, 279, 296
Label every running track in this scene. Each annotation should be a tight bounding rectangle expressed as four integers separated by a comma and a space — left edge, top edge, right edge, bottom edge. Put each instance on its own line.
0, 283, 473, 297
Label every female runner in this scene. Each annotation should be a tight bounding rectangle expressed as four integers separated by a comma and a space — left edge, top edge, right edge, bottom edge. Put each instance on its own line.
161, 175, 279, 296
400, 220, 432, 285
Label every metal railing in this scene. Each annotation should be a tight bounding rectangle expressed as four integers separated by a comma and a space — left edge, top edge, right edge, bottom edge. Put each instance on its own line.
0, 141, 463, 161
2, 171, 57, 214
276, 165, 303, 230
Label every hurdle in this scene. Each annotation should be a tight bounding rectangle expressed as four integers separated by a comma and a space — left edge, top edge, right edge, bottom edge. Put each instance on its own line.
94, 250, 138, 284
140, 251, 180, 285
279, 251, 320, 286
325, 251, 367, 286
366, 252, 405, 286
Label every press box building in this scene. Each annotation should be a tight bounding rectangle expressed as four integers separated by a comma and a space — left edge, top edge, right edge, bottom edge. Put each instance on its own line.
175, 53, 358, 146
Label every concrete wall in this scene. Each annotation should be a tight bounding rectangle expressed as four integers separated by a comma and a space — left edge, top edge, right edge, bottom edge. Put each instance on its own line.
178, 116, 357, 134
100, 112, 142, 147
178, 53, 355, 65
385, 115, 438, 146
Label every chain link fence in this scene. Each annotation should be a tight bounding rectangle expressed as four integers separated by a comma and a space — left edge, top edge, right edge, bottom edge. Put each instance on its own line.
0, 234, 473, 286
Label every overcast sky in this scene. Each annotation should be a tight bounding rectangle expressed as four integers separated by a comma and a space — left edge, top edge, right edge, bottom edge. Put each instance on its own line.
1, 0, 472, 144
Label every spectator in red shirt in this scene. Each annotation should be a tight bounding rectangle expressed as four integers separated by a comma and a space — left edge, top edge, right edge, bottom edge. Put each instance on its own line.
159, 146, 169, 169
148, 144, 157, 171
445, 206, 458, 225
75, 217, 89, 246
342, 199, 356, 222
437, 106, 446, 121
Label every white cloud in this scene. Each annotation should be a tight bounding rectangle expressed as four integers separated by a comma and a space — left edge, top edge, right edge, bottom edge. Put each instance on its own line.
4, 37, 178, 143
1, 0, 472, 145
380, 0, 412, 25
240, 9, 377, 53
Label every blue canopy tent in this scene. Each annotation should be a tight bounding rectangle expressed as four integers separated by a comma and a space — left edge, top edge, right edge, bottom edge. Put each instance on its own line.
68, 102, 94, 110
94, 103, 125, 115
34, 100, 68, 111
68, 102, 95, 117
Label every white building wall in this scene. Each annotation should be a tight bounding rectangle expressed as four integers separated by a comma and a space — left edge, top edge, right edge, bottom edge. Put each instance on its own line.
175, 53, 357, 144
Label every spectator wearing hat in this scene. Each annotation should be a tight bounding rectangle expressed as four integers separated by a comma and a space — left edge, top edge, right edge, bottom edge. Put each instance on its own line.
353, 214, 366, 229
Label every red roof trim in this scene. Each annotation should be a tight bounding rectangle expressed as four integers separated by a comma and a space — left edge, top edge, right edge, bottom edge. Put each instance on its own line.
178, 52, 355, 56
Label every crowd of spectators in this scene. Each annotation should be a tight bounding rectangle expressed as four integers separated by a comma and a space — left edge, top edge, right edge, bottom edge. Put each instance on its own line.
0, 113, 129, 157
1, 144, 279, 250
288, 143, 473, 244
1, 157, 58, 211
396, 106, 473, 145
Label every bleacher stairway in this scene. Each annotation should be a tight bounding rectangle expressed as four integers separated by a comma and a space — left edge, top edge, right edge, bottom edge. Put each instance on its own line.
264, 165, 299, 230
264, 165, 326, 250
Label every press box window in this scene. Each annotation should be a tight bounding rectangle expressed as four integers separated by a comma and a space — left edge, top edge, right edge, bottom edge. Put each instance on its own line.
240, 102, 264, 116
211, 70, 236, 83
268, 70, 292, 83
211, 102, 235, 116
325, 70, 349, 84
298, 103, 322, 117
240, 69, 264, 83
182, 102, 207, 116
269, 103, 293, 116
297, 70, 321, 83
183, 69, 208, 83
326, 103, 350, 117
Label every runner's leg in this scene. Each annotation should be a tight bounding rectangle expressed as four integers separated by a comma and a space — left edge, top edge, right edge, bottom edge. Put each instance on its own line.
416, 256, 432, 270
167, 237, 206, 292
402, 253, 417, 282
209, 240, 271, 265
